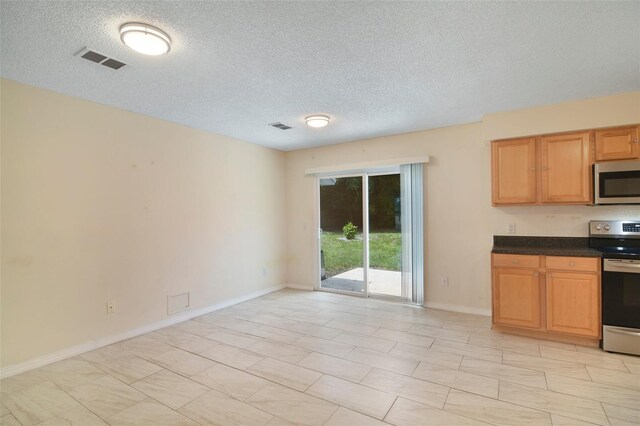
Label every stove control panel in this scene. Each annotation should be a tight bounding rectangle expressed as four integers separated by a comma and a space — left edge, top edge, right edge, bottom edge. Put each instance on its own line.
622, 223, 640, 232
590, 221, 640, 238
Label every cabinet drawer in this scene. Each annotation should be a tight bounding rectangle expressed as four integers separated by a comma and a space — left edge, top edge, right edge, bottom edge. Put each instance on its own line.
545, 256, 599, 273
493, 254, 540, 268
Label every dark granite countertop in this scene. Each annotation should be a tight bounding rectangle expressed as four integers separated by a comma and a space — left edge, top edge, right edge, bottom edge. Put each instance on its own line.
492, 236, 602, 257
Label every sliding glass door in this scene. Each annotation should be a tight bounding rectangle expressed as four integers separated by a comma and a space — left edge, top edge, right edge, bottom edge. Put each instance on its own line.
368, 173, 402, 298
317, 165, 423, 302
319, 176, 367, 294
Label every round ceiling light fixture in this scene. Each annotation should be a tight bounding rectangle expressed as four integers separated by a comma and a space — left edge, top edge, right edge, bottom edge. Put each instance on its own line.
305, 115, 330, 128
120, 23, 171, 55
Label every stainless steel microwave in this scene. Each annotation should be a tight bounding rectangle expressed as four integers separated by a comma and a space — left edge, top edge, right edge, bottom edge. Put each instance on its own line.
594, 160, 640, 205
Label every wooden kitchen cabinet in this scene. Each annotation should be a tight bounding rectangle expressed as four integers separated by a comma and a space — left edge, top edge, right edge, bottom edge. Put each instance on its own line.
492, 253, 601, 344
540, 132, 591, 204
594, 126, 639, 161
491, 138, 537, 205
546, 271, 600, 337
493, 267, 541, 329
491, 131, 592, 206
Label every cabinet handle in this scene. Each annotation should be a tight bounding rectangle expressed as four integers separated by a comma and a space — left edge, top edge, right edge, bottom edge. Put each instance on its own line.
547, 273, 552, 278
513, 259, 519, 263
534, 272, 539, 277
569, 261, 575, 266
632, 139, 639, 144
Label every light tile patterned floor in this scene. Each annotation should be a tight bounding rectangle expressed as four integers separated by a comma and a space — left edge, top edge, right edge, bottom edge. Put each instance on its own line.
1, 289, 639, 425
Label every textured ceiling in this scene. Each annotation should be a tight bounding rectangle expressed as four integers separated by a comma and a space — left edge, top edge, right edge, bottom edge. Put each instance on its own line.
1, 1, 639, 151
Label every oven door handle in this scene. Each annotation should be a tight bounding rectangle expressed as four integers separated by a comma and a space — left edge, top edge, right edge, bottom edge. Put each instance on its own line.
604, 260, 640, 273
607, 327, 640, 337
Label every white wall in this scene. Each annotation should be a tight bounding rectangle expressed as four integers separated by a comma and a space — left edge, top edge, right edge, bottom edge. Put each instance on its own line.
0, 79, 287, 369
285, 92, 640, 315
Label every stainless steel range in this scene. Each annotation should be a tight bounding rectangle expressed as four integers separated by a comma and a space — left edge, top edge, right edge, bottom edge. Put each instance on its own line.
589, 220, 640, 356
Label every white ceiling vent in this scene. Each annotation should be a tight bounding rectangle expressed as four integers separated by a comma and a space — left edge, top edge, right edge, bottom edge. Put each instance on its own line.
75, 47, 127, 70
269, 122, 292, 130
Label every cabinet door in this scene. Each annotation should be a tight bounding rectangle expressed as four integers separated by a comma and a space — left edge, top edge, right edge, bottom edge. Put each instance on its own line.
546, 272, 600, 337
595, 126, 639, 161
493, 268, 541, 329
492, 138, 537, 205
541, 132, 591, 203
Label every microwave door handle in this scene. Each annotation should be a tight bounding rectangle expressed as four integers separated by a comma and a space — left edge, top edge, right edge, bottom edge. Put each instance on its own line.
608, 328, 640, 337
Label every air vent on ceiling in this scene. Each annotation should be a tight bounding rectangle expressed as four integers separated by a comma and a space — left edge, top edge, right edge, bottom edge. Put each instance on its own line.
75, 47, 127, 70
269, 122, 293, 130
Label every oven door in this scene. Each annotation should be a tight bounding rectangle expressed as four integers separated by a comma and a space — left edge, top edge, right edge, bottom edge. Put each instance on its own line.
595, 161, 640, 204
602, 259, 640, 329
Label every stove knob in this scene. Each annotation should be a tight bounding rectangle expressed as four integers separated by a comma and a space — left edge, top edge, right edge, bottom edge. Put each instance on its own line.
595, 224, 603, 230
604, 224, 611, 231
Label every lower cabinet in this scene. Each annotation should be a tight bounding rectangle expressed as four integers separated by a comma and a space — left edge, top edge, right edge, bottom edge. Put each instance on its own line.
491, 254, 601, 343
546, 272, 600, 337
493, 268, 541, 329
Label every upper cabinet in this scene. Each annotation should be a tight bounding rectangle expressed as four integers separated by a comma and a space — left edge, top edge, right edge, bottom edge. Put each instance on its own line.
492, 138, 537, 205
540, 132, 591, 204
492, 124, 640, 206
492, 131, 592, 205
594, 126, 639, 161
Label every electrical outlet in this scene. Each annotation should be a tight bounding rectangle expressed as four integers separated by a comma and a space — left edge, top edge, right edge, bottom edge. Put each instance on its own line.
508, 223, 516, 234
441, 276, 449, 287
107, 301, 115, 314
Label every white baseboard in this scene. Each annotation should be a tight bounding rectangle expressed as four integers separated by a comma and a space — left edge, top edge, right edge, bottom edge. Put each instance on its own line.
423, 301, 491, 317
285, 282, 313, 291
0, 284, 285, 379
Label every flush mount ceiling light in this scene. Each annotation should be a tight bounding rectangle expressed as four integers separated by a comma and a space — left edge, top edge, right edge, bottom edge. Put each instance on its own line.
305, 115, 330, 128
120, 23, 171, 55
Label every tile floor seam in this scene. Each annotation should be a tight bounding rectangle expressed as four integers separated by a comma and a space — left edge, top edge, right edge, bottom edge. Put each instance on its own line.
89, 357, 164, 385
408, 358, 420, 377
380, 395, 399, 423
58, 378, 113, 422
599, 401, 614, 426
496, 383, 610, 425
543, 370, 550, 390
181, 388, 278, 426
589, 377, 640, 393
461, 355, 553, 386
439, 403, 497, 426
545, 371, 640, 405
444, 388, 553, 426
319, 401, 341, 426
304, 375, 397, 420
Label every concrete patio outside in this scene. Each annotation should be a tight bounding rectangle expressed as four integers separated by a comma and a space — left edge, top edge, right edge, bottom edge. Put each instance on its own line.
320, 267, 401, 297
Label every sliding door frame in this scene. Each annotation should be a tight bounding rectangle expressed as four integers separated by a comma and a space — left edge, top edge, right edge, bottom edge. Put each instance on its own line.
316, 168, 405, 300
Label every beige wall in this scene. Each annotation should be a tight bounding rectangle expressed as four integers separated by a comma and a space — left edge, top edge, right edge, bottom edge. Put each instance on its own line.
2, 78, 639, 371
0, 80, 287, 368
285, 92, 640, 314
